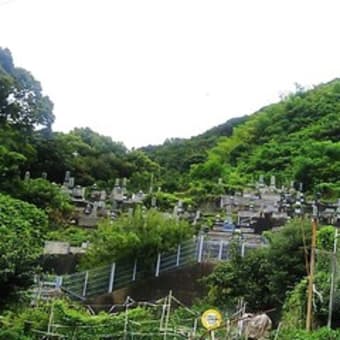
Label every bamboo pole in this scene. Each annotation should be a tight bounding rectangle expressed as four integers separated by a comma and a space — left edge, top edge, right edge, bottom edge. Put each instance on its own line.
163, 290, 172, 340
123, 296, 129, 340
306, 217, 317, 331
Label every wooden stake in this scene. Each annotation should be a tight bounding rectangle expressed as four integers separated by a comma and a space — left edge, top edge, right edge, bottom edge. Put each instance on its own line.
123, 296, 129, 340
47, 301, 55, 336
306, 217, 317, 331
163, 290, 172, 340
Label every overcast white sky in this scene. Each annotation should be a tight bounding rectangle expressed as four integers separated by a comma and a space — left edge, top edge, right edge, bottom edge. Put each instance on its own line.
1, 0, 340, 148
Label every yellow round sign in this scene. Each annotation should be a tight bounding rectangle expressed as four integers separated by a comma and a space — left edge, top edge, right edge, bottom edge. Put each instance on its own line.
201, 309, 223, 330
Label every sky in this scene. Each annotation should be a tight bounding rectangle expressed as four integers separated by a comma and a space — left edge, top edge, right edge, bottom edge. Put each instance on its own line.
1, 0, 340, 148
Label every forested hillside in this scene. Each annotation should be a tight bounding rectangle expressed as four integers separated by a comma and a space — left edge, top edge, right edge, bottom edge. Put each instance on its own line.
0, 48, 160, 194
141, 116, 247, 191
2, 46, 339, 201
188, 81, 340, 198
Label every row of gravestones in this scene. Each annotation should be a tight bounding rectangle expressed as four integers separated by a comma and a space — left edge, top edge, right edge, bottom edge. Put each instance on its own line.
58, 172, 201, 225
218, 174, 304, 193
255, 174, 304, 192
222, 193, 340, 230
24, 170, 47, 180
219, 174, 340, 231
24, 170, 339, 228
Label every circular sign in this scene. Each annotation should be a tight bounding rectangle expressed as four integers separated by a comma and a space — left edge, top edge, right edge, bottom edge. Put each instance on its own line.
201, 309, 223, 330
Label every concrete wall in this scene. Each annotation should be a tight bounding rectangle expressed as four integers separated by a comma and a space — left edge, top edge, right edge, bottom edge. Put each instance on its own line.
40, 254, 82, 275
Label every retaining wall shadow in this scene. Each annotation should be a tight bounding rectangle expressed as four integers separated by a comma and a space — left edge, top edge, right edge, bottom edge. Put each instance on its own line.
88, 262, 216, 309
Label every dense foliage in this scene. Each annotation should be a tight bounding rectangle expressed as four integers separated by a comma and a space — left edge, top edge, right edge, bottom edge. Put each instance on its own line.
0, 299, 156, 339
13, 178, 73, 226
0, 48, 54, 131
82, 207, 194, 268
281, 226, 340, 330
141, 116, 247, 192
190, 81, 340, 197
0, 47, 54, 192
0, 48, 161, 194
0, 297, 214, 339
206, 222, 340, 333
277, 327, 340, 339
0, 193, 48, 306
205, 219, 312, 315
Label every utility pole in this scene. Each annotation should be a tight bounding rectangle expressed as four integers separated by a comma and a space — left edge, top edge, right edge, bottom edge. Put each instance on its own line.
306, 217, 317, 331
328, 228, 338, 328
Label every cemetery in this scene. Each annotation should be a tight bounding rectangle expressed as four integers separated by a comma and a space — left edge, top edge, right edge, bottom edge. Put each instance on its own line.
1, 44, 340, 338
40, 171, 340, 265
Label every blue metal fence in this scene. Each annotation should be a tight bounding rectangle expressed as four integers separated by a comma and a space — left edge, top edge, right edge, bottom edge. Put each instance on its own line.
44, 236, 264, 300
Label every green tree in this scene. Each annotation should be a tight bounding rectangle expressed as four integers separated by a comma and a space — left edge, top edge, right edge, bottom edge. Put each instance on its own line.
0, 193, 48, 306
0, 47, 54, 131
281, 226, 340, 329
205, 219, 311, 316
82, 207, 193, 268
14, 178, 72, 227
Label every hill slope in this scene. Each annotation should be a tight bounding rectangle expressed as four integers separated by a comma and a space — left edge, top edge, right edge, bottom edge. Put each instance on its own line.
190, 80, 340, 197
141, 116, 247, 191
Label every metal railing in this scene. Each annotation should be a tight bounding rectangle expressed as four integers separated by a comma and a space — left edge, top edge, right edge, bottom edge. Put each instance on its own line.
45, 236, 263, 299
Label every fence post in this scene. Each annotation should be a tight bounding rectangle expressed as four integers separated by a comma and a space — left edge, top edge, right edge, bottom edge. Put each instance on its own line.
108, 263, 116, 293
55, 276, 63, 289
176, 244, 181, 267
132, 259, 137, 281
155, 253, 161, 277
241, 243, 246, 257
82, 271, 89, 297
218, 240, 224, 260
197, 235, 204, 263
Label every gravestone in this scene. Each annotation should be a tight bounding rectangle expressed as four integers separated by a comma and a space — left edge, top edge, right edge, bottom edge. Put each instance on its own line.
296, 191, 301, 200
151, 196, 157, 208
122, 178, 127, 194
100, 190, 106, 201
336, 199, 340, 217
136, 190, 144, 200
24, 171, 30, 181
294, 201, 302, 216
173, 205, 178, 218
112, 200, 117, 210
64, 171, 71, 183
258, 175, 265, 188
312, 202, 318, 217
44, 241, 70, 255
112, 186, 124, 202
299, 182, 303, 192
177, 200, 183, 214
69, 177, 75, 188
72, 185, 85, 200
92, 201, 99, 216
